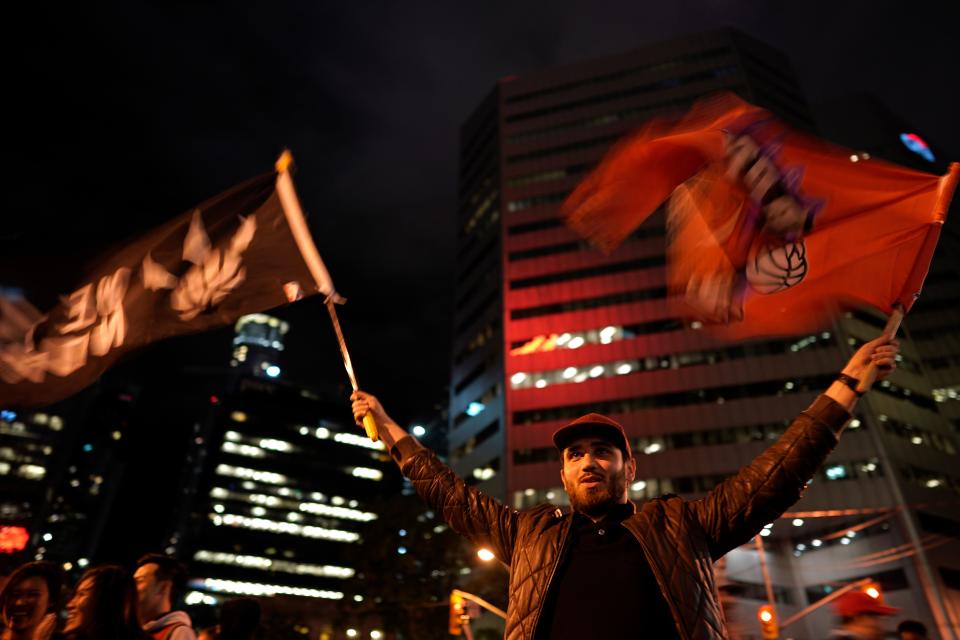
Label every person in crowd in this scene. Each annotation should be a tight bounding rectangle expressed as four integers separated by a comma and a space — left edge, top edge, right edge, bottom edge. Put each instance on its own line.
897, 619, 929, 640
829, 590, 899, 640
0, 562, 61, 640
217, 598, 259, 640
134, 554, 197, 640
62, 564, 149, 639
194, 598, 259, 640
352, 335, 899, 639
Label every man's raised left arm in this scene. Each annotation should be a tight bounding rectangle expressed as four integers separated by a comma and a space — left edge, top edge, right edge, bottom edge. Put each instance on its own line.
691, 334, 900, 558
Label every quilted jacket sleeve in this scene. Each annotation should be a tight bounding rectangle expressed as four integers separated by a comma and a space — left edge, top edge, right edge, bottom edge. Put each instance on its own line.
690, 395, 850, 558
390, 435, 520, 564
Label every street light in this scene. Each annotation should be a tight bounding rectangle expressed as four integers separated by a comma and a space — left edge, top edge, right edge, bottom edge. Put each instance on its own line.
411, 425, 426, 437
477, 548, 495, 562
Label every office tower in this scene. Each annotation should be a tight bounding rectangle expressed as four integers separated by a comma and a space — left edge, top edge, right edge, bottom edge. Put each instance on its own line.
451, 29, 959, 638
0, 406, 67, 567
171, 314, 399, 637
231, 313, 289, 379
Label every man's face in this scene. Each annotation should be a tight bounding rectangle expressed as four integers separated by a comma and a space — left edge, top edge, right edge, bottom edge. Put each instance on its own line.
560, 437, 635, 517
3, 575, 49, 631
64, 577, 94, 635
134, 563, 167, 620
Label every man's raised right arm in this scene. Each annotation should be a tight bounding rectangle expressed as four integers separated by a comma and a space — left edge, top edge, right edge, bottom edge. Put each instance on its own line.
351, 391, 518, 564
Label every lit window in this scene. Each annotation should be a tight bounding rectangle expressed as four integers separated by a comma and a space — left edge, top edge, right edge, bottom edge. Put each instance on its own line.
824, 465, 847, 481
259, 439, 293, 452
219, 514, 360, 542
466, 402, 485, 417
191, 577, 343, 600
351, 467, 383, 481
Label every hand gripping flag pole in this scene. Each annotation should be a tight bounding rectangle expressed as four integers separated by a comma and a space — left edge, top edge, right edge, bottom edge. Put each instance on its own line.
274, 151, 379, 442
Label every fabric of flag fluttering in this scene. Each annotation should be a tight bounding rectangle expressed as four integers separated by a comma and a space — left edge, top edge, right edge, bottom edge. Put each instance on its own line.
0, 168, 332, 407
564, 93, 958, 339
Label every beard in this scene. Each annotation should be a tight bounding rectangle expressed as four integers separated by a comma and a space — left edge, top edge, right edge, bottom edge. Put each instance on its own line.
565, 467, 628, 518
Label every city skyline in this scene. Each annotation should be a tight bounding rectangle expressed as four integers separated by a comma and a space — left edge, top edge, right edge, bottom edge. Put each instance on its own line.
2, 5, 958, 639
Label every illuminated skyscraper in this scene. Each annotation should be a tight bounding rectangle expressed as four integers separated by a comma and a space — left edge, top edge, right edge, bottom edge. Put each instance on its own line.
451, 29, 959, 638
170, 314, 398, 637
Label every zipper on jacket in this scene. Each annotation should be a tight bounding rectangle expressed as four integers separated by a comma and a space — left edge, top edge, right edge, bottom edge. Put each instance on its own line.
624, 519, 691, 640
529, 513, 574, 639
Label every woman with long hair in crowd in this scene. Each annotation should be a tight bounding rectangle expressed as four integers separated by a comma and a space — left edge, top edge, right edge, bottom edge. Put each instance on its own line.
61, 565, 150, 640
0, 561, 62, 640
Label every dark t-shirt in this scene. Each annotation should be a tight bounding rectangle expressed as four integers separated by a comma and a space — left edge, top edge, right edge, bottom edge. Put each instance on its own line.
536, 503, 680, 639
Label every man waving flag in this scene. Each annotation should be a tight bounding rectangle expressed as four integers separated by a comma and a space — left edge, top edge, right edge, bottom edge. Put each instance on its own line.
564, 93, 958, 339
0, 153, 338, 406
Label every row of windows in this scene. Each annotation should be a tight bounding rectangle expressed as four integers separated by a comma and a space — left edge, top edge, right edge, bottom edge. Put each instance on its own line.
506, 190, 568, 213
454, 321, 497, 366
510, 285, 667, 320
510, 331, 834, 390
456, 233, 498, 289
508, 240, 584, 262
507, 217, 563, 236
791, 516, 892, 557
504, 97, 693, 146
879, 414, 957, 455
455, 289, 499, 334
514, 371, 935, 426
508, 225, 666, 264
450, 419, 500, 464
510, 255, 665, 289
805, 569, 908, 607
458, 123, 497, 199
509, 319, 690, 356
503, 47, 732, 105
513, 417, 866, 465
506, 162, 592, 188
901, 464, 960, 494
460, 187, 499, 238
513, 419, 794, 465
453, 352, 499, 395
513, 373, 836, 425
512, 458, 883, 511
504, 65, 739, 124
505, 133, 620, 165
723, 580, 795, 605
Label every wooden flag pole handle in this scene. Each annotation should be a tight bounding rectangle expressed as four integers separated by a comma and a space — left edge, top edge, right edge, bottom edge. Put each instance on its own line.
856, 304, 904, 394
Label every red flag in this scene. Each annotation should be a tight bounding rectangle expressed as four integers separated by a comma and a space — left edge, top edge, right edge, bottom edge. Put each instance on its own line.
564, 93, 958, 338
0, 157, 338, 407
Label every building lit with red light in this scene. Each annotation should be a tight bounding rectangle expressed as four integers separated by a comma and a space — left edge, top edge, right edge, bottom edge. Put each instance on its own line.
450, 29, 960, 639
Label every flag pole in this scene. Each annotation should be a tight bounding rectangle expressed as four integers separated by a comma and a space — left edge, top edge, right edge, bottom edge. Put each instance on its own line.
274, 151, 379, 442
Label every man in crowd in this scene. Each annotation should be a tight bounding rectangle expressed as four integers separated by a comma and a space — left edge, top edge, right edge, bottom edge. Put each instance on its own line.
134, 554, 197, 640
352, 335, 899, 639
897, 619, 929, 640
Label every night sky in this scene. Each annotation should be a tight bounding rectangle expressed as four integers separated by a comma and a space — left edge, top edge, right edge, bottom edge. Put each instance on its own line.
4, 1, 957, 426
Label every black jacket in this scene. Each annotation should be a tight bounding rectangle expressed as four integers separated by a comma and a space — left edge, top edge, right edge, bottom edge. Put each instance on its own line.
390, 395, 850, 639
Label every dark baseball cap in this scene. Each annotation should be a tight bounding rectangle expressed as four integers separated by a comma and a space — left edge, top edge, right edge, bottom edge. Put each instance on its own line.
552, 413, 632, 459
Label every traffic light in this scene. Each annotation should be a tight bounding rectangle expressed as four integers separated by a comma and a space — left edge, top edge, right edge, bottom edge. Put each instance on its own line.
449, 592, 465, 636
861, 580, 883, 602
757, 604, 778, 640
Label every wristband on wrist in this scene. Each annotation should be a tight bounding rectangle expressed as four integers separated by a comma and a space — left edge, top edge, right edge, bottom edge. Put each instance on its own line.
836, 373, 865, 397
